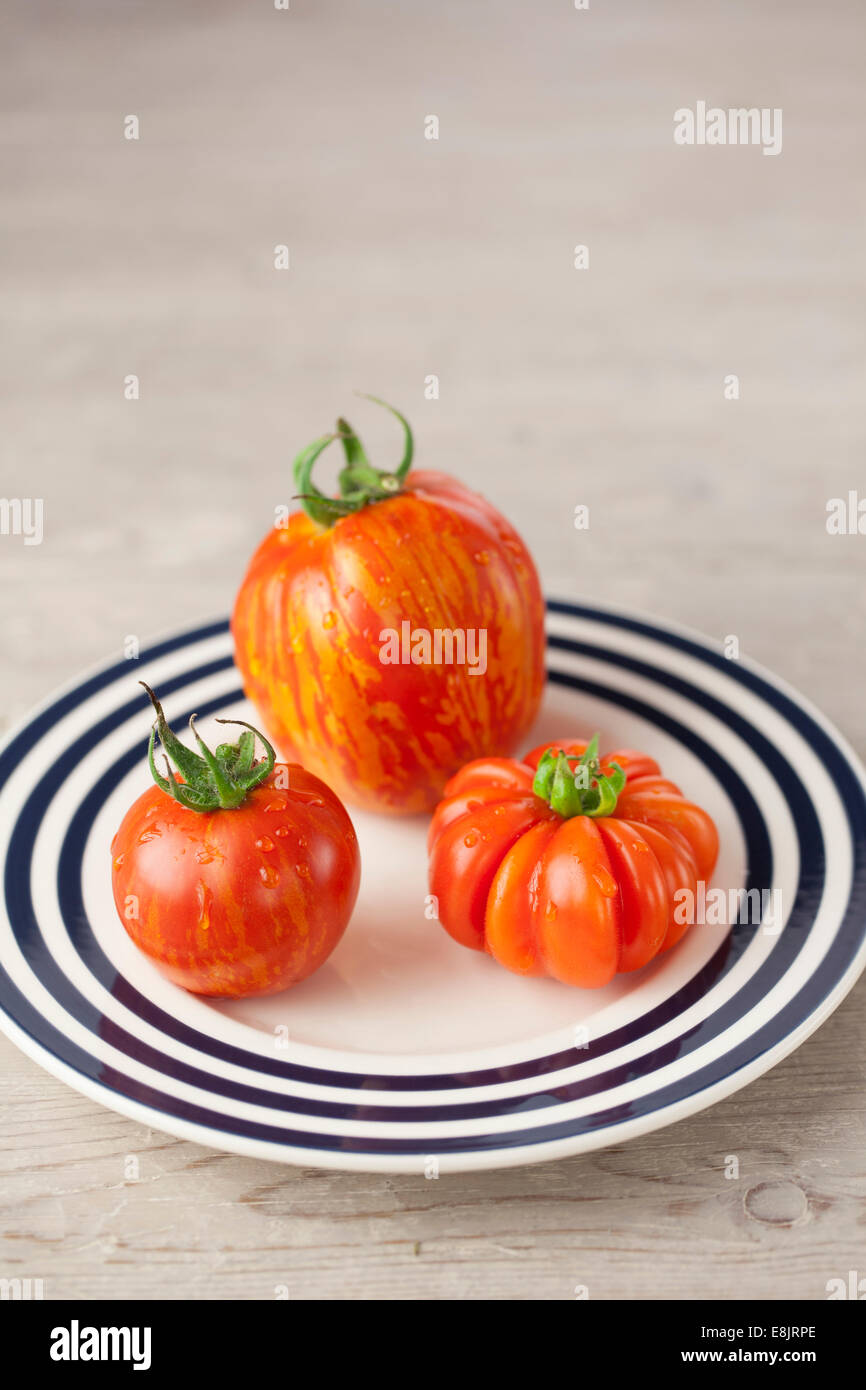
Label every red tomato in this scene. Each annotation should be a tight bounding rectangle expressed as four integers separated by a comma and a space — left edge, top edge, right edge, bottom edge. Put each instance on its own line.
111, 687, 360, 998
428, 735, 718, 988
231, 400, 545, 815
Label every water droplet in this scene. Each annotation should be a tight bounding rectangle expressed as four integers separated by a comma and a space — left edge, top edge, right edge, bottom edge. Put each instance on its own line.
256, 836, 275, 853
259, 864, 280, 888
592, 867, 618, 898
295, 863, 311, 879
138, 826, 162, 844
632, 840, 649, 854
322, 610, 337, 630
264, 799, 287, 812
292, 792, 324, 807
194, 846, 217, 865
275, 825, 289, 838
545, 901, 558, 921
463, 829, 479, 848
291, 634, 304, 654
196, 881, 212, 930
473, 550, 490, 565
112, 854, 125, 871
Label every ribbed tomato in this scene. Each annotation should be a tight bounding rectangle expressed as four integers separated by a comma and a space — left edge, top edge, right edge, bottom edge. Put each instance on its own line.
231, 399, 545, 814
111, 687, 360, 998
428, 736, 719, 988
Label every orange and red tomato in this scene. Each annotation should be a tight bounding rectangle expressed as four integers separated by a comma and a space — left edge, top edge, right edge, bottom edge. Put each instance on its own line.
428, 736, 719, 988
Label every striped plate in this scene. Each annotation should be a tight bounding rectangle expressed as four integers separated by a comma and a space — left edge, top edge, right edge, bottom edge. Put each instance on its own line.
1, 600, 864, 1173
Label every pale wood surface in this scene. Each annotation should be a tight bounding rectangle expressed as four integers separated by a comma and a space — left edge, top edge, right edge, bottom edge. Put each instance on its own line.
1, 0, 864, 1300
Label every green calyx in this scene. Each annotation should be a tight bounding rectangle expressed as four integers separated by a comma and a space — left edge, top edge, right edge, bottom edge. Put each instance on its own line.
141, 683, 275, 812
293, 394, 413, 528
532, 734, 626, 819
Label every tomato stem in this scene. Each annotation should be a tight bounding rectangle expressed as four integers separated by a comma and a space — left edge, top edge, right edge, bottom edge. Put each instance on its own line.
532, 735, 626, 819
140, 683, 276, 812
292, 395, 413, 528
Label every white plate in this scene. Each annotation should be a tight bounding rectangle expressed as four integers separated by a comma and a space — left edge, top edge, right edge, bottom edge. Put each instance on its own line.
1, 599, 864, 1172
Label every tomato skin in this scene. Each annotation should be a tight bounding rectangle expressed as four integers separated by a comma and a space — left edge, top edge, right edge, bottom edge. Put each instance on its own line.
595, 819, 668, 972
231, 471, 545, 815
110, 764, 360, 998
428, 740, 719, 988
429, 797, 554, 951
534, 817, 622, 988
615, 789, 719, 881
633, 821, 699, 952
486, 820, 558, 976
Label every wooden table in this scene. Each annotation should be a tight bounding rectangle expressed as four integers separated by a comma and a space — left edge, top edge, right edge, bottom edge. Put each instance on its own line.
1, 0, 864, 1300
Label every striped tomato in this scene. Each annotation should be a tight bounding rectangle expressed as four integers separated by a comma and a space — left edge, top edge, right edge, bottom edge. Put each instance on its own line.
232, 399, 545, 814
111, 686, 360, 998
428, 735, 719, 988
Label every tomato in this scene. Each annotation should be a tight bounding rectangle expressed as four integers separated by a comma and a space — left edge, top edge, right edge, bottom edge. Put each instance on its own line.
231, 399, 545, 814
428, 734, 718, 988
111, 686, 360, 998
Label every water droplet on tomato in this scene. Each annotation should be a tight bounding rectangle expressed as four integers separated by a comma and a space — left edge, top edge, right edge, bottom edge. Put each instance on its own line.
322, 611, 337, 630
295, 863, 311, 879
473, 550, 490, 565
196, 881, 212, 929
112, 854, 125, 871
545, 900, 558, 921
259, 864, 280, 888
592, 867, 618, 897
291, 634, 304, 654
138, 826, 162, 844
195, 846, 217, 865
632, 840, 649, 854
463, 829, 479, 848
275, 825, 289, 838
264, 799, 287, 812
256, 836, 275, 853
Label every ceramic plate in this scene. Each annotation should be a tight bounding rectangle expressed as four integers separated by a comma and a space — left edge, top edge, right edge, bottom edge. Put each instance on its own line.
1, 599, 865, 1172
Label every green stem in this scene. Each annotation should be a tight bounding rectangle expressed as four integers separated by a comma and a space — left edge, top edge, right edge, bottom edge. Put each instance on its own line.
532, 734, 626, 819
141, 683, 275, 812
292, 395, 413, 528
